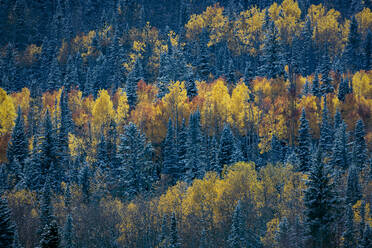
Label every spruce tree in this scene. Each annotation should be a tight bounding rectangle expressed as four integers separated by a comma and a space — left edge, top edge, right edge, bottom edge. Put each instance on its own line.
342, 16, 361, 72
289, 217, 304, 248
270, 135, 281, 164
157, 52, 173, 99
259, 20, 284, 79
59, 90, 72, 164
218, 124, 237, 173
318, 51, 334, 95
353, 119, 368, 171
342, 204, 356, 248
334, 109, 343, 130
275, 217, 290, 248
115, 123, 154, 198
62, 214, 75, 248
177, 119, 188, 175
185, 66, 198, 99
196, 29, 210, 82
359, 225, 371, 248
7, 106, 28, 165
0, 196, 15, 248
304, 147, 337, 248
362, 31, 371, 71
39, 176, 53, 232
39, 220, 60, 248
162, 119, 179, 184
345, 165, 362, 205
126, 58, 143, 109
169, 212, 180, 248
297, 109, 311, 172
79, 164, 91, 204
46, 56, 62, 91
227, 200, 245, 248
331, 122, 349, 170
311, 73, 321, 98
244, 60, 254, 87
337, 78, 350, 102
319, 97, 333, 156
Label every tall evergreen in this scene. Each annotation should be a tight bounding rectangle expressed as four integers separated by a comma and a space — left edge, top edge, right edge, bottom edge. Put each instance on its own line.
115, 123, 154, 198
345, 165, 362, 205
311, 73, 321, 98
7, 106, 28, 165
196, 29, 210, 82
275, 217, 290, 248
79, 164, 91, 204
126, 58, 144, 109
46, 55, 62, 91
169, 212, 180, 248
359, 225, 372, 248
39, 220, 60, 248
162, 119, 179, 183
59, 90, 72, 163
177, 119, 188, 175
318, 51, 334, 95
319, 97, 333, 156
157, 52, 173, 99
297, 109, 311, 172
0, 196, 15, 248
353, 119, 368, 171
62, 214, 75, 248
304, 148, 337, 248
227, 200, 246, 248
39, 176, 54, 232
342, 204, 356, 248
362, 31, 371, 71
270, 135, 281, 164
331, 122, 349, 170
338, 78, 350, 102
185, 66, 198, 99
259, 20, 284, 79
342, 16, 361, 72
218, 124, 237, 173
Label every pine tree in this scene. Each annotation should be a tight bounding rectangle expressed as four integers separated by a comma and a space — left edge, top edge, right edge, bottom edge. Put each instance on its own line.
342, 16, 361, 72
337, 78, 350, 102
157, 52, 173, 99
59, 90, 72, 164
353, 119, 368, 171
259, 20, 284, 79
185, 66, 198, 99
342, 204, 356, 248
169, 213, 180, 248
46, 55, 62, 91
318, 51, 334, 95
359, 225, 371, 248
297, 109, 311, 172
345, 165, 362, 205
270, 135, 281, 164
208, 136, 219, 172
115, 123, 154, 198
334, 109, 343, 130
177, 119, 188, 175
0, 196, 15, 248
362, 31, 371, 71
95, 133, 108, 172
289, 217, 304, 248
39, 176, 53, 232
39, 220, 60, 248
12, 228, 22, 248
299, 18, 315, 76
79, 164, 91, 204
311, 73, 321, 98
7, 106, 28, 165
126, 58, 143, 109
228, 200, 245, 248
64, 55, 79, 91
319, 97, 333, 156
244, 60, 254, 87
62, 214, 75, 248
162, 119, 179, 184
331, 122, 349, 170
196, 29, 210, 82
304, 147, 337, 248
185, 111, 207, 181
158, 214, 169, 248
275, 217, 290, 248
218, 124, 237, 173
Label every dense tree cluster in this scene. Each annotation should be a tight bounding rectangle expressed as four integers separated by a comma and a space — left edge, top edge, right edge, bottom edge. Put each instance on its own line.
0, 0, 371, 247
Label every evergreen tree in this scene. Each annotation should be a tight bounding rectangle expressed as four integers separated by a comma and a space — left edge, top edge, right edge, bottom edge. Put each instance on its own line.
157, 52, 173, 98
158, 214, 169, 248
169, 212, 180, 248
208, 136, 220, 172
185, 111, 207, 181
162, 119, 179, 183
359, 225, 371, 248
259, 20, 284, 79
39, 176, 53, 232
59, 90, 72, 164
331, 122, 349, 170
353, 119, 368, 171
227, 200, 245, 248
334, 109, 343, 130
95, 133, 108, 172
46, 55, 62, 91
115, 123, 154, 198
218, 124, 237, 173
299, 18, 315, 76
270, 135, 281, 164
345, 165, 362, 205
79, 164, 91, 204
318, 51, 334, 95
0, 196, 15, 248
64, 55, 79, 91
7, 106, 28, 165
304, 148, 337, 248
243, 60, 254, 88
126, 58, 143, 109
342, 16, 361, 72
297, 109, 311, 172
289, 217, 304, 248
62, 214, 75, 248
196, 29, 210, 82
319, 97, 333, 156
12, 228, 22, 248
177, 119, 188, 174
185, 66, 198, 99
342, 204, 356, 248
338, 78, 350, 102
311, 73, 321, 98
362, 31, 371, 71
39, 220, 60, 248
275, 217, 290, 248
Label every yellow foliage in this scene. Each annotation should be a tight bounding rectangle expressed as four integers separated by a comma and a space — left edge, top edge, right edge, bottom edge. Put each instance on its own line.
0, 88, 16, 135
352, 71, 372, 99
158, 181, 188, 216
115, 88, 129, 129
69, 133, 84, 159
261, 217, 279, 247
356, 8, 372, 36
11, 87, 30, 123
92, 89, 115, 135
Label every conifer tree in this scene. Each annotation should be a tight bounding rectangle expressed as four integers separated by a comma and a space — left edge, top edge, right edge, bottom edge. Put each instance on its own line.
275, 217, 290, 248
59, 90, 72, 163
304, 148, 337, 248
331, 122, 349, 170
311, 73, 321, 98
12, 228, 22, 248
319, 97, 333, 156
39, 176, 53, 232
95, 133, 108, 172
353, 119, 368, 171
177, 119, 188, 174
0, 196, 15, 248
46, 56, 62, 91
39, 220, 60, 248
157, 52, 173, 99
208, 136, 219, 173
162, 119, 179, 183
270, 135, 281, 164
7, 106, 27, 165
342, 16, 361, 72
79, 164, 91, 204
334, 109, 343, 130
115, 123, 154, 198
297, 109, 311, 172
342, 204, 356, 248
289, 217, 304, 248
62, 214, 75, 248
196, 29, 210, 81
185, 66, 198, 99
169, 212, 180, 248
318, 51, 333, 95
218, 124, 237, 173
359, 225, 371, 248
345, 165, 362, 205
126, 58, 143, 109
338, 78, 350, 102
228, 200, 246, 248
362, 31, 371, 71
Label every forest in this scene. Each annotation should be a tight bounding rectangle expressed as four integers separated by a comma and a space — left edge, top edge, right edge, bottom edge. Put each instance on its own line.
0, 0, 371, 247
